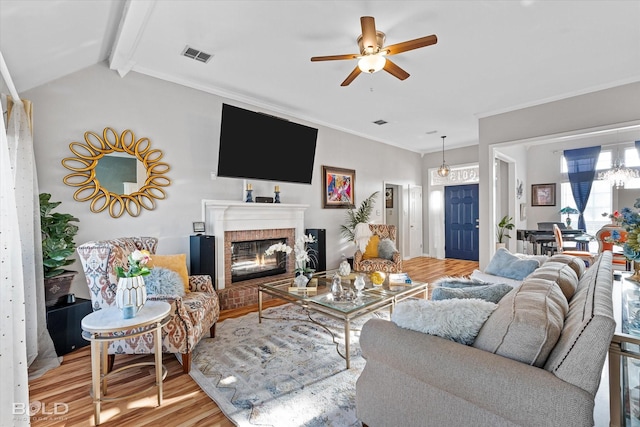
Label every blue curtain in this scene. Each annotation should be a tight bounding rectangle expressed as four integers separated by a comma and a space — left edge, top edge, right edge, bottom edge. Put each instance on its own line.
564, 146, 601, 231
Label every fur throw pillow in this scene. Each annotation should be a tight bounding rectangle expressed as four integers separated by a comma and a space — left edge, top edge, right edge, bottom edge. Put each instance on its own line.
144, 267, 186, 296
377, 238, 398, 260
391, 299, 497, 345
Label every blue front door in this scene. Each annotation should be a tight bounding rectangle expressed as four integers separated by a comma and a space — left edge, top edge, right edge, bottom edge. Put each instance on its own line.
444, 184, 479, 261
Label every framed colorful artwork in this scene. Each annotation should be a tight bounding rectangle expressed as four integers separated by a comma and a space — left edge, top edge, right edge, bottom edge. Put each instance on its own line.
322, 166, 355, 208
531, 183, 556, 207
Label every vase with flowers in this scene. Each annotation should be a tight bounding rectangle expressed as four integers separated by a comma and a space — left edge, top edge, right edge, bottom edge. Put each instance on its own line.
605, 198, 640, 282
265, 234, 317, 286
115, 249, 152, 318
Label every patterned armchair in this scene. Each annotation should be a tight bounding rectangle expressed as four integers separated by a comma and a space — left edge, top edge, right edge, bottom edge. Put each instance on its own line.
353, 224, 402, 273
77, 237, 220, 373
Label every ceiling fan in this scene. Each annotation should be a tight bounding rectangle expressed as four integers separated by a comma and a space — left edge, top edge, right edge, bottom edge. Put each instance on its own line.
310, 16, 437, 86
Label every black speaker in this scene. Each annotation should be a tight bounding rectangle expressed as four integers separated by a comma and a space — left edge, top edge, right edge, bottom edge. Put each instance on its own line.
305, 228, 326, 272
46, 298, 93, 356
190, 235, 216, 289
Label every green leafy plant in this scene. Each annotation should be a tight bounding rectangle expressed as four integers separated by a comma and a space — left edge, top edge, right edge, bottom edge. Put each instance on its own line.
496, 215, 515, 244
40, 193, 79, 278
340, 191, 379, 243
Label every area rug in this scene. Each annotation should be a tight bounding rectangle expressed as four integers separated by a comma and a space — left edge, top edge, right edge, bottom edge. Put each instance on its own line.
189, 303, 388, 427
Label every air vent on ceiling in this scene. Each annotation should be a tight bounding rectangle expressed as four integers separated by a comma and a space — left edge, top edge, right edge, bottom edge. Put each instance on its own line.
182, 46, 213, 63
373, 119, 388, 125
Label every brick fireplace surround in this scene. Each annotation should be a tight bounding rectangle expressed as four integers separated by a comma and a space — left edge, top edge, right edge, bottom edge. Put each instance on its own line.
202, 200, 309, 310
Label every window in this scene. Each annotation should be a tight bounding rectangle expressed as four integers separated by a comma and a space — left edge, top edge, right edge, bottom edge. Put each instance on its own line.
560, 181, 612, 236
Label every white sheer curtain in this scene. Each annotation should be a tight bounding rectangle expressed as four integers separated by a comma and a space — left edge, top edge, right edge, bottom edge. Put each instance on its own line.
1, 94, 60, 425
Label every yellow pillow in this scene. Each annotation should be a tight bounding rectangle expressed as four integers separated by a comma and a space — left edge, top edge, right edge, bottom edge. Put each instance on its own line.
148, 254, 190, 293
362, 235, 380, 259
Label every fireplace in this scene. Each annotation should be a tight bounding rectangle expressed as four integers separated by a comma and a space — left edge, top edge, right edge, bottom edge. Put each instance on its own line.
203, 200, 308, 290
231, 238, 288, 282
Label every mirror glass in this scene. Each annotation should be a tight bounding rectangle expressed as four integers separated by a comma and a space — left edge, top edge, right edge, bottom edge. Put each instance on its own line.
95, 154, 141, 194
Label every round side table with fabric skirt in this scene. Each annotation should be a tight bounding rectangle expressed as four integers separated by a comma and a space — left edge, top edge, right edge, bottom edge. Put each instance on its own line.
81, 301, 171, 425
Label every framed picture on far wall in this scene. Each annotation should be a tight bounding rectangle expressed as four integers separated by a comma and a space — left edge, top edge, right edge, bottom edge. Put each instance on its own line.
385, 188, 394, 208
322, 166, 355, 208
531, 183, 556, 207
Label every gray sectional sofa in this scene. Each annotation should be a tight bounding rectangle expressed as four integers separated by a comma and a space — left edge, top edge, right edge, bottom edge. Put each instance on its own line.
356, 251, 614, 427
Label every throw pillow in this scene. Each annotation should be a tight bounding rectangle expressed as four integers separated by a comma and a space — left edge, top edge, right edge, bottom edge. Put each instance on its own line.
147, 254, 190, 293
377, 238, 397, 260
432, 283, 513, 304
469, 270, 524, 288
391, 298, 497, 345
433, 276, 501, 288
363, 235, 380, 259
484, 248, 539, 281
144, 267, 186, 296
472, 277, 568, 367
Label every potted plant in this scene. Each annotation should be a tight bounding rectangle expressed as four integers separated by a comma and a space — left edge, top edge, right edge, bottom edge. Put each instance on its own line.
40, 193, 80, 306
496, 215, 515, 249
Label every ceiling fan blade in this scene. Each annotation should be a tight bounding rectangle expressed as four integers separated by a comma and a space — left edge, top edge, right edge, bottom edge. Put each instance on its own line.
311, 53, 359, 62
383, 59, 410, 81
341, 66, 362, 86
384, 34, 438, 56
360, 16, 378, 52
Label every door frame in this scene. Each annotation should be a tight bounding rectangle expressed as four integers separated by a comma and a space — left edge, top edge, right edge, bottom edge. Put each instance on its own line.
492, 150, 517, 252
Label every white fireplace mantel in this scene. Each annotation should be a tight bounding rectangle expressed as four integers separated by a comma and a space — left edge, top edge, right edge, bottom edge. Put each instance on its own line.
201, 200, 309, 289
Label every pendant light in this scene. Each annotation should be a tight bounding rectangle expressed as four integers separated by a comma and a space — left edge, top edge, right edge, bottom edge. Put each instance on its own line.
437, 135, 450, 177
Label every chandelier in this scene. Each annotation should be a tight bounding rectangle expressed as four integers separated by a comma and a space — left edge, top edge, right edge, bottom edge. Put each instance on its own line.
599, 158, 639, 189
437, 135, 450, 177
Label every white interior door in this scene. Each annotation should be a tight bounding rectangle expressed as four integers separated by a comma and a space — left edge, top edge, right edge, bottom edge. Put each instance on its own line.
409, 185, 423, 258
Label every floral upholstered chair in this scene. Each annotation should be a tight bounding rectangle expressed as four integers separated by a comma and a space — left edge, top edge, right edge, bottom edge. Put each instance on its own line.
77, 237, 220, 373
595, 225, 629, 271
353, 224, 402, 273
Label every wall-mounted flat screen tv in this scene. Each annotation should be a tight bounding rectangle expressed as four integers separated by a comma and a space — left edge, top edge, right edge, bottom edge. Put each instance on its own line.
217, 104, 318, 184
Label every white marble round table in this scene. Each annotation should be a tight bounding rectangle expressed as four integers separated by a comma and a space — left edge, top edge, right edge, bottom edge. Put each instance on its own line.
81, 301, 171, 425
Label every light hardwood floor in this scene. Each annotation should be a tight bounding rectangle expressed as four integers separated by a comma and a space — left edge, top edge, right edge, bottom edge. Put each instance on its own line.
28, 257, 478, 426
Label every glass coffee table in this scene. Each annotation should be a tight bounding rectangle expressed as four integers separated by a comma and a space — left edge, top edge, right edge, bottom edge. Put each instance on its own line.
258, 271, 428, 368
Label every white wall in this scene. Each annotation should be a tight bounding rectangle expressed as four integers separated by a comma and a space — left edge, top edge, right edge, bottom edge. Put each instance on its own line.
24, 62, 423, 299
479, 81, 640, 268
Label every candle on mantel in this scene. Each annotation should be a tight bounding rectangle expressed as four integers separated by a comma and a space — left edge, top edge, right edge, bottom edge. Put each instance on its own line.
247, 184, 252, 190
275, 185, 280, 192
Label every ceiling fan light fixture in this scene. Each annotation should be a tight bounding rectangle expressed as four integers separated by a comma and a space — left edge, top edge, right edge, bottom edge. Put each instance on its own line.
358, 54, 386, 74
437, 135, 450, 177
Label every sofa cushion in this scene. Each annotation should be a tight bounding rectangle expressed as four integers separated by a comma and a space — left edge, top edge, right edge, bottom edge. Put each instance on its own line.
363, 235, 380, 259
529, 261, 579, 300
148, 254, 190, 293
547, 254, 586, 278
472, 277, 568, 367
377, 238, 397, 260
484, 248, 540, 281
145, 267, 186, 296
432, 282, 513, 304
391, 298, 497, 345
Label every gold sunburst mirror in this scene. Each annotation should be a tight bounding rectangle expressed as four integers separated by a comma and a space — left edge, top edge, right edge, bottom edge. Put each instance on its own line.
62, 127, 171, 218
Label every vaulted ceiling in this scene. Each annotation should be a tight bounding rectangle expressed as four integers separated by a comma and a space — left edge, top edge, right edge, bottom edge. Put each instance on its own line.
1, 0, 639, 153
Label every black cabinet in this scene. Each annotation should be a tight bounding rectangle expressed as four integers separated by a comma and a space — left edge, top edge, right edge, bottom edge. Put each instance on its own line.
46, 298, 93, 356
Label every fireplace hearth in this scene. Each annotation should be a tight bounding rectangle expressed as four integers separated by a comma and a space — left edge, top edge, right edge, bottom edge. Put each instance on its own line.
231, 238, 288, 282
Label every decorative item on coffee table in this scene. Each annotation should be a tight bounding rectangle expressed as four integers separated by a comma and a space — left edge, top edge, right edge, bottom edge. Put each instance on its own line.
115, 249, 152, 318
